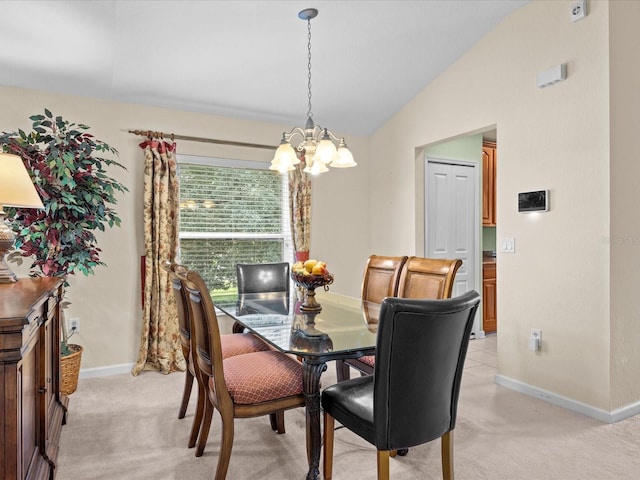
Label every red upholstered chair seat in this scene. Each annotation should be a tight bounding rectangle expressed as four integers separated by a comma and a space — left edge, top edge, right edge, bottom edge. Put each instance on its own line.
221, 333, 270, 358
358, 355, 375, 368
222, 351, 304, 405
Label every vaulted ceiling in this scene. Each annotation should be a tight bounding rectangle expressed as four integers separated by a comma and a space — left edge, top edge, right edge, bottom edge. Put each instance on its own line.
0, 1, 529, 136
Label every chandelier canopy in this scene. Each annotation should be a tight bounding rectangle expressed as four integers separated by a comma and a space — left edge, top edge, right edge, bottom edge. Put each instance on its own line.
270, 8, 357, 175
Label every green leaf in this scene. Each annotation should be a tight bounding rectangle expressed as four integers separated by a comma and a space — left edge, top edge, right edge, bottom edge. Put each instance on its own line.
2, 109, 128, 281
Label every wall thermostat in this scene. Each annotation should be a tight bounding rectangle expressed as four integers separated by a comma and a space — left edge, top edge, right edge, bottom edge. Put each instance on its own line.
518, 190, 549, 213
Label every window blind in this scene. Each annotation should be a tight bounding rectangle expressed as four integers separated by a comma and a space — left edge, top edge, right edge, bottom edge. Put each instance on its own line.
177, 159, 292, 301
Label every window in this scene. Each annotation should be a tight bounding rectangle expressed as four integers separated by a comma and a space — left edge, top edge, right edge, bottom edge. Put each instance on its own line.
177, 154, 292, 302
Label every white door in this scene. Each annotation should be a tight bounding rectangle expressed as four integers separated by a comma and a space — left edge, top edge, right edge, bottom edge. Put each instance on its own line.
425, 159, 479, 334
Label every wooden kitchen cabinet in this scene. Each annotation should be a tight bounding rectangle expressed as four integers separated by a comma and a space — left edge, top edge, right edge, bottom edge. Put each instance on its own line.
0, 277, 68, 480
482, 143, 497, 226
482, 262, 497, 333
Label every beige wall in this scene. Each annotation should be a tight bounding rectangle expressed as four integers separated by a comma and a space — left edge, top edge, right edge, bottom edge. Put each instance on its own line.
369, 0, 633, 412
609, 0, 640, 409
0, 87, 370, 370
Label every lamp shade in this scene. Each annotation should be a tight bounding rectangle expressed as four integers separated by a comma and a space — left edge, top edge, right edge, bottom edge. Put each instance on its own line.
331, 145, 357, 168
303, 159, 329, 175
270, 142, 299, 173
312, 138, 338, 165
0, 153, 44, 208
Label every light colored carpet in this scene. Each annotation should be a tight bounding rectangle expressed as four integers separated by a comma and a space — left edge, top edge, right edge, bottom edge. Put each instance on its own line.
57, 336, 640, 479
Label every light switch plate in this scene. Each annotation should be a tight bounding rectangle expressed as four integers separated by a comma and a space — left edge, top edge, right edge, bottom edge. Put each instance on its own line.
501, 237, 515, 253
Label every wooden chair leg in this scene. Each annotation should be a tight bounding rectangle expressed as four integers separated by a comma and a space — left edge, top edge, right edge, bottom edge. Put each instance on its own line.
178, 369, 194, 419
335, 360, 351, 382
323, 412, 335, 480
269, 410, 285, 434
195, 397, 214, 457
215, 410, 235, 480
441, 430, 454, 480
377, 450, 390, 480
188, 372, 205, 448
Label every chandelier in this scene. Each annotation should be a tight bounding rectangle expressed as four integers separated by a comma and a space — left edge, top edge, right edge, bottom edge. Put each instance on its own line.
270, 8, 357, 175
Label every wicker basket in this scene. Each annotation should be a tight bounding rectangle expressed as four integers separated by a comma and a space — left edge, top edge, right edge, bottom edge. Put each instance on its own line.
60, 344, 83, 396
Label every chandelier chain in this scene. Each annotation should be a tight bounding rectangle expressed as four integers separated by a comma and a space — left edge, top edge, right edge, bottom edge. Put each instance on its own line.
306, 18, 313, 120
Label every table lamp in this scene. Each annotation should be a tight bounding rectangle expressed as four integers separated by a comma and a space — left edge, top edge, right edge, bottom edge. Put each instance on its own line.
0, 152, 44, 283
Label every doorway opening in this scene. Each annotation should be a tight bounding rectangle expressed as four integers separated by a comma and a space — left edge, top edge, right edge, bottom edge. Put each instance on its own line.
421, 128, 498, 338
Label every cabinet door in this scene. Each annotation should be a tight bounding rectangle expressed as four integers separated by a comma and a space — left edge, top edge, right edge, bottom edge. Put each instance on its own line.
41, 314, 53, 451
21, 331, 40, 479
482, 264, 497, 333
482, 147, 496, 226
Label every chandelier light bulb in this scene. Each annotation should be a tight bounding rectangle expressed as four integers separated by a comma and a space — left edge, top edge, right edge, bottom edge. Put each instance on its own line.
303, 158, 329, 175
270, 140, 299, 172
312, 135, 338, 165
331, 140, 357, 168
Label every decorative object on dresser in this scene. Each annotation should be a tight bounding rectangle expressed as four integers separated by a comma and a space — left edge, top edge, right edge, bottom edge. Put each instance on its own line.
0, 109, 128, 394
0, 153, 43, 283
0, 277, 67, 480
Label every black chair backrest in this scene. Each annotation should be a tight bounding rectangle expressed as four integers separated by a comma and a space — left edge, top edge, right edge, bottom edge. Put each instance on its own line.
373, 291, 480, 451
236, 262, 290, 293
236, 262, 290, 315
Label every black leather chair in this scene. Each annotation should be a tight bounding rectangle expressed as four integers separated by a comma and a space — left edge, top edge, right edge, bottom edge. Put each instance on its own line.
233, 262, 290, 331
322, 291, 480, 480
236, 262, 290, 295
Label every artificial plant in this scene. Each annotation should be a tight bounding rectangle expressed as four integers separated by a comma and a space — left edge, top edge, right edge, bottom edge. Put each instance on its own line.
0, 109, 128, 355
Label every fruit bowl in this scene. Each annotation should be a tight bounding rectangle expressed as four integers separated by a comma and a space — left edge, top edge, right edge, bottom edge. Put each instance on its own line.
291, 271, 334, 312
291, 271, 334, 290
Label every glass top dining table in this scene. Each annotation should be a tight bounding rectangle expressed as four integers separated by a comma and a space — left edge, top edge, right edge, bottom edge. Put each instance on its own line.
216, 290, 381, 480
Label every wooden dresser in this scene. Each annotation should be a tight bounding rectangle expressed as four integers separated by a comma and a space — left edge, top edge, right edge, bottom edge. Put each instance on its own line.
0, 278, 68, 480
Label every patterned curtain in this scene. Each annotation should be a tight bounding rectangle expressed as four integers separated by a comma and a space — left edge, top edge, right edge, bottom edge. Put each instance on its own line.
132, 138, 186, 375
288, 151, 311, 262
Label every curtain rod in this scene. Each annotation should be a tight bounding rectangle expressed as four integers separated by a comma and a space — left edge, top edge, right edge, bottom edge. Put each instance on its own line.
128, 129, 276, 151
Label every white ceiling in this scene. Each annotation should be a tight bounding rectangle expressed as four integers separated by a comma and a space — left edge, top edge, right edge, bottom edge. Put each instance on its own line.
0, 0, 529, 136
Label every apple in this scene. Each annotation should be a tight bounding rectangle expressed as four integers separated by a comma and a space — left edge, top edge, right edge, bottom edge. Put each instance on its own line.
311, 264, 327, 275
304, 259, 318, 272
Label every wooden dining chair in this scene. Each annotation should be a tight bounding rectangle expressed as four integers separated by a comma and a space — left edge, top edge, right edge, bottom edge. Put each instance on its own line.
322, 291, 481, 480
396, 256, 463, 300
336, 255, 407, 382
339, 256, 462, 380
178, 267, 306, 479
163, 262, 272, 453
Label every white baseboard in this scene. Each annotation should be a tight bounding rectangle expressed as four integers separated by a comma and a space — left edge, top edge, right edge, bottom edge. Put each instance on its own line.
495, 374, 640, 423
78, 363, 136, 379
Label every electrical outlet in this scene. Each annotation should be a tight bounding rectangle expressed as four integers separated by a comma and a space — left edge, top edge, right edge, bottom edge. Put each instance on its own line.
529, 328, 541, 351
69, 318, 80, 333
